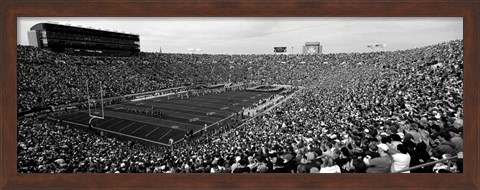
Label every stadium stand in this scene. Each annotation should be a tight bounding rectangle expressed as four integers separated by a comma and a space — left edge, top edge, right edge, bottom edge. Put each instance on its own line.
17, 40, 463, 173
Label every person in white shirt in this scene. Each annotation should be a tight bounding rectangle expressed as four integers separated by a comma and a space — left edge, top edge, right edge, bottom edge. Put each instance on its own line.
319, 155, 341, 173
391, 144, 411, 173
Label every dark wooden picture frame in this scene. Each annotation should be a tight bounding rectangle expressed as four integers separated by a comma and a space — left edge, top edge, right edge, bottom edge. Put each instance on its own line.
1, 0, 478, 189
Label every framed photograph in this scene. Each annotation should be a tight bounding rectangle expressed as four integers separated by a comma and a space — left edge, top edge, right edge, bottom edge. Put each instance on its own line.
1, 0, 479, 189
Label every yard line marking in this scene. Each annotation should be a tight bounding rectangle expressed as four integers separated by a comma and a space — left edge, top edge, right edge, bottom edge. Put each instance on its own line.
145, 127, 159, 137
105, 111, 197, 130
119, 122, 136, 132
130, 125, 146, 134
96, 117, 116, 125
158, 129, 173, 140
106, 120, 125, 129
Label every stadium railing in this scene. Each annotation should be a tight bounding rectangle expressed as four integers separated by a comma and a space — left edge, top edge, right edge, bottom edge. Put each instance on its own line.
392, 155, 460, 173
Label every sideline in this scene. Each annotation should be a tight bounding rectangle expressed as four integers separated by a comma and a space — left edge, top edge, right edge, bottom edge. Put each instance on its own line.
217, 87, 303, 138
46, 117, 171, 146
243, 87, 303, 117
130, 93, 174, 102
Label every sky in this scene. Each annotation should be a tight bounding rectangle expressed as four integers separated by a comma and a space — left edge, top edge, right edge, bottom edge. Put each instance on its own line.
17, 17, 462, 55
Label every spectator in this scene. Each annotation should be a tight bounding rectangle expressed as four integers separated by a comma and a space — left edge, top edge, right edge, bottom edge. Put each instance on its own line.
319, 156, 341, 173
449, 127, 463, 154
431, 131, 456, 159
391, 144, 411, 173
364, 144, 392, 173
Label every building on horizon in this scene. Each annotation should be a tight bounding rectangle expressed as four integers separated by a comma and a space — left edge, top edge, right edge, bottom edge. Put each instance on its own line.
302, 42, 322, 55
28, 22, 140, 57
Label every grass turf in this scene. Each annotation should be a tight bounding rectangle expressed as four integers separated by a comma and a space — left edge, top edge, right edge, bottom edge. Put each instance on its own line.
52, 90, 278, 145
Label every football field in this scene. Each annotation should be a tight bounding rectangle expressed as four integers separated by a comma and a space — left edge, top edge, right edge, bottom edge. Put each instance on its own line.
51, 90, 278, 145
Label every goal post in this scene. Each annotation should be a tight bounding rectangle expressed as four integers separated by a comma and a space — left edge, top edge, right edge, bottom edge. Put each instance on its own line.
86, 80, 105, 120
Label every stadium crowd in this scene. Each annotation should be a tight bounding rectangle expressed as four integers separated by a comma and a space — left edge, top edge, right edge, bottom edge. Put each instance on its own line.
17, 40, 463, 173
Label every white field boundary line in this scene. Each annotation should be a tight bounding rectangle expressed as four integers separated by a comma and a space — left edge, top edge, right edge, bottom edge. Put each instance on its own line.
158, 90, 273, 105
255, 87, 302, 115
130, 93, 175, 102
63, 114, 95, 124
243, 95, 285, 116
48, 118, 171, 146
178, 92, 275, 105
262, 87, 304, 114
130, 89, 207, 102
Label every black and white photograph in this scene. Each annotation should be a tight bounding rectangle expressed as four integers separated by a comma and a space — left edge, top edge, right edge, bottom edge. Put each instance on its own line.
16, 17, 464, 174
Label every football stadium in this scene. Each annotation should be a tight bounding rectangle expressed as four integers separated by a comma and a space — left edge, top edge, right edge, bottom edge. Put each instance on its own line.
17, 21, 464, 174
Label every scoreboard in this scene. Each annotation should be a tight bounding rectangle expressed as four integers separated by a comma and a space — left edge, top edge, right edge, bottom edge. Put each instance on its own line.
274, 47, 287, 53
305, 46, 319, 54
302, 42, 322, 54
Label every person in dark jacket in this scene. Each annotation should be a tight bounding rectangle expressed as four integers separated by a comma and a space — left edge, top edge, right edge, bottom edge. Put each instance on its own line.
232, 158, 251, 173
431, 131, 456, 159
271, 157, 289, 173
409, 141, 432, 173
